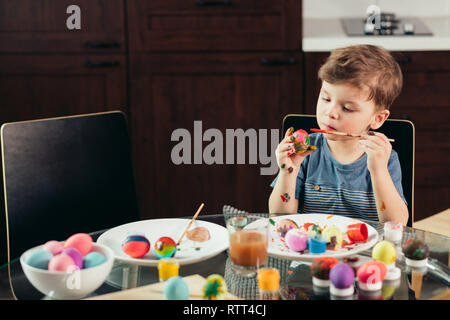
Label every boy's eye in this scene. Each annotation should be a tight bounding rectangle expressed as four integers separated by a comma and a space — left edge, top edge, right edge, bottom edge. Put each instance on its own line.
322, 97, 331, 102
342, 106, 353, 112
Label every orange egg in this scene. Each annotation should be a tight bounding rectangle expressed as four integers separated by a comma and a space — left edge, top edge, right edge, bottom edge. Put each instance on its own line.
64, 233, 93, 256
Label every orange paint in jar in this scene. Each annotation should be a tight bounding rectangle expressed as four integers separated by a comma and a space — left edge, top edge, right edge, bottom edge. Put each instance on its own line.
229, 231, 268, 267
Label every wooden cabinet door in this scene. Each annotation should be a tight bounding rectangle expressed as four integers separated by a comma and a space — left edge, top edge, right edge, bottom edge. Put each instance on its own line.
0, 55, 127, 123
0, 0, 125, 53
127, 0, 301, 52
129, 52, 303, 219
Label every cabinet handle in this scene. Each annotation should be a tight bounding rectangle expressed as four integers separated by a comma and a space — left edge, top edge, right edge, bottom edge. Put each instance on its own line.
85, 61, 120, 68
195, 0, 232, 6
83, 41, 121, 49
261, 57, 297, 66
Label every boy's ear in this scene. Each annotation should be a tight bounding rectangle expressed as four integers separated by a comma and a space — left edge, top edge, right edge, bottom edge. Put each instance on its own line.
370, 109, 390, 130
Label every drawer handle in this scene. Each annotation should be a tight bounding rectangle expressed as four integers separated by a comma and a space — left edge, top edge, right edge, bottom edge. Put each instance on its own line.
261, 57, 297, 66
85, 61, 120, 68
195, 0, 232, 6
83, 41, 121, 49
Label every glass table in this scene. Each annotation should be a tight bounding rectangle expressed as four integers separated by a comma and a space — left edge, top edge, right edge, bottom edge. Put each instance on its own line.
1, 214, 449, 300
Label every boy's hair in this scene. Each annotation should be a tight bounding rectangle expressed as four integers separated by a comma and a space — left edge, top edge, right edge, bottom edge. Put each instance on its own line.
318, 45, 403, 110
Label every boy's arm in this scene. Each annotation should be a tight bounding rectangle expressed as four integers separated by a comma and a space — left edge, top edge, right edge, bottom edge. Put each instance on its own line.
370, 169, 409, 226
268, 168, 299, 214
360, 132, 409, 226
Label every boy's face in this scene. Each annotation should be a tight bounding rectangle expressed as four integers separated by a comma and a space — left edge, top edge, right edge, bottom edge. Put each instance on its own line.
316, 81, 389, 140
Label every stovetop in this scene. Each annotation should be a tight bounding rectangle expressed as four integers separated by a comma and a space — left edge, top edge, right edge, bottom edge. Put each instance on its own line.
341, 15, 433, 36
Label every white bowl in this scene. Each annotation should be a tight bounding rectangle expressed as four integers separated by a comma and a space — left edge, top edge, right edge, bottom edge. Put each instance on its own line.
20, 243, 114, 299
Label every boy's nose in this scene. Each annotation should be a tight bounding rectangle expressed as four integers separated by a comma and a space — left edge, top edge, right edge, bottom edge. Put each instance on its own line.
325, 103, 339, 119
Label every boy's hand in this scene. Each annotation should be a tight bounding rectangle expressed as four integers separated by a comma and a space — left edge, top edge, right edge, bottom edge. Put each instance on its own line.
359, 132, 392, 174
275, 128, 315, 173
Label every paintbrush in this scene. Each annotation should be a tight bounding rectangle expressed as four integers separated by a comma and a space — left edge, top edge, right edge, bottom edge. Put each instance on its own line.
176, 203, 205, 245
310, 128, 395, 142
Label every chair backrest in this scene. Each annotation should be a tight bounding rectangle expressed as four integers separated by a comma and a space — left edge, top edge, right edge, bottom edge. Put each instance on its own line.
1, 111, 140, 264
282, 114, 415, 227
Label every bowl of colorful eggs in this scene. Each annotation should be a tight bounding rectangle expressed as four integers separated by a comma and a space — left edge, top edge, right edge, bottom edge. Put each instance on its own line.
20, 233, 114, 300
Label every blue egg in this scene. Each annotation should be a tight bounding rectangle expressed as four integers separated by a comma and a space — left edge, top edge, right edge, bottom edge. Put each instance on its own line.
83, 252, 106, 268
25, 249, 54, 270
164, 276, 189, 300
308, 236, 327, 254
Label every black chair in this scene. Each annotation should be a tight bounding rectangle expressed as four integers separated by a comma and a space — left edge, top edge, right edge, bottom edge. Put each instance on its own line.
1, 111, 140, 299
282, 114, 415, 227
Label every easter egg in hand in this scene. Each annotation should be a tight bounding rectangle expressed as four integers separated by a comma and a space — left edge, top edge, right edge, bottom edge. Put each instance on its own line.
290, 129, 316, 154
155, 237, 177, 259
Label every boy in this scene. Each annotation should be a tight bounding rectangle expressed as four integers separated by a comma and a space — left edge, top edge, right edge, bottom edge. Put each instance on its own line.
269, 45, 409, 226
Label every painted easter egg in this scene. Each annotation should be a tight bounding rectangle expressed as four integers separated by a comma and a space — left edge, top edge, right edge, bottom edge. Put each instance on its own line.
302, 223, 322, 237
322, 225, 343, 250
42, 240, 64, 256
276, 219, 299, 238
155, 237, 177, 259
402, 239, 429, 261
357, 260, 387, 291
61, 247, 84, 269
372, 240, 396, 266
203, 274, 227, 300
164, 276, 190, 300
329, 263, 354, 289
48, 254, 76, 272
285, 228, 308, 252
122, 234, 150, 258
290, 129, 311, 153
310, 257, 339, 280
64, 233, 93, 256
83, 252, 106, 268
25, 249, 54, 270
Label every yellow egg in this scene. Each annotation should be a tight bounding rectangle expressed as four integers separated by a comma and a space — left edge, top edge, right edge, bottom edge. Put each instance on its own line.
321, 225, 342, 250
372, 240, 396, 266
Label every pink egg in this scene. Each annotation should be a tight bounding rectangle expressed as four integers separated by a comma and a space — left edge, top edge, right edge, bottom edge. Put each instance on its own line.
285, 228, 308, 252
64, 233, 93, 256
48, 254, 76, 272
42, 240, 64, 256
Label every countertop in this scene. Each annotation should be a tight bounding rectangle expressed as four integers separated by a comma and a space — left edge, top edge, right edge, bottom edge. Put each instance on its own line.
303, 16, 450, 52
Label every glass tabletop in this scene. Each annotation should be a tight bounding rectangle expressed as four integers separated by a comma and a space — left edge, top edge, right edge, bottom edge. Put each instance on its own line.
1, 214, 449, 300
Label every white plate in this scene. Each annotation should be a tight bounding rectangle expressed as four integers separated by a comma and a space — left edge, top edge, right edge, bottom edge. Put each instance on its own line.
97, 218, 229, 266
264, 214, 379, 261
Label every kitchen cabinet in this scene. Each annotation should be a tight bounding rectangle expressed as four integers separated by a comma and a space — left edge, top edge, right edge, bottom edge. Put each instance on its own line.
0, 0, 125, 53
303, 51, 450, 222
0, 55, 127, 123
127, 0, 301, 52
127, 0, 303, 219
129, 52, 303, 219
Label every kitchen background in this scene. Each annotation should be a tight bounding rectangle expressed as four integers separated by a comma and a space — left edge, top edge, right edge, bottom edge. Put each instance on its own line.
0, 0, 449, 263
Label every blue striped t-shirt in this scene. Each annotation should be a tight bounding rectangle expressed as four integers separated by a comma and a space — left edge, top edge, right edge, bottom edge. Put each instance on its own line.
270, 133, 406, 222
